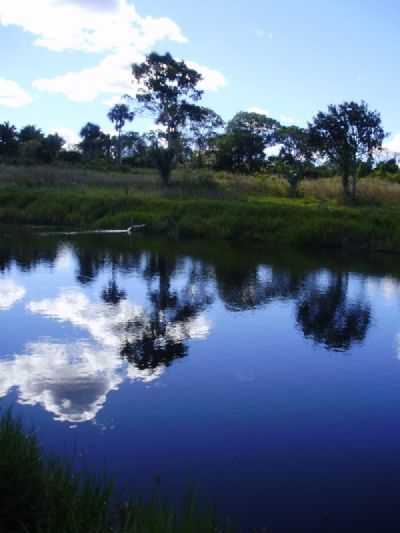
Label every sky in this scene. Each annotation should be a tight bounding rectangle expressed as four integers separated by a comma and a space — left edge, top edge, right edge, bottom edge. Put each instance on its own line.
1, 0, 400, 151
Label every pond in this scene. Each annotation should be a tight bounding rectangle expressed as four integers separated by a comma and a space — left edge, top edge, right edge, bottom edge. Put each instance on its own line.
1, 233, 400, 532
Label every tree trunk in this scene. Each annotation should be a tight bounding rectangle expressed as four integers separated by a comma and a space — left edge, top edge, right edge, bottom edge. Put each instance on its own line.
117, 130, 121, 166
342, 173, 351, 202
350, 174, 357, 202
154, 146, 175, 186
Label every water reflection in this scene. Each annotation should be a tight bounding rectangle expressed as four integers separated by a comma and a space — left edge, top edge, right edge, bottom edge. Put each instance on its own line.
0, 278, 26, 310
215, 259, 371, 351
0, 282, 211, 423
296, 272, 371, 351
121, 253, 213, 369
0, 242, 215, 423
0, 341, 124, 423
0, 234, 387, 423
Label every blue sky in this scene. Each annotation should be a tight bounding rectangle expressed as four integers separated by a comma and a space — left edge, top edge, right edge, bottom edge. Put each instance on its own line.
1, 0, 400, 150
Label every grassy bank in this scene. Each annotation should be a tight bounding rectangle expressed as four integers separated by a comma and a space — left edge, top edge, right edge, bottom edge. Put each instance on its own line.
1, 184, 400, 252
0, 412, 234, 533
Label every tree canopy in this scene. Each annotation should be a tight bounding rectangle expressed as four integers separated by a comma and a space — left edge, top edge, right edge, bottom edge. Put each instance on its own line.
107, 104, 135, 164
132, 52, 212, 184
309, 101, 386, 200
215, 112, 280, 173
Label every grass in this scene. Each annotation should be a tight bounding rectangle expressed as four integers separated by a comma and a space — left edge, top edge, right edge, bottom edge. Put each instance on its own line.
0, 411, 235, 533
1, 165, 400, 252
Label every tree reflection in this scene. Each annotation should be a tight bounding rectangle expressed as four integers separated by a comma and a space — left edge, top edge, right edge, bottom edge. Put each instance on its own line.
0, 233, 376, 357
215, 261, 371, 351
296, 272, 371, 351
120, 252, 213, 370
215, 262, 305, 311
102, 279, 127, 306
0, 235, 59, 272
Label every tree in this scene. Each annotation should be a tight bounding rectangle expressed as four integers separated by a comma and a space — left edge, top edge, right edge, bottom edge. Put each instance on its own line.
375, 157, 399, 175
132, 52, 208, 185
276, 126, 315, 196
215, 112, 280, 173
38, 133, 65, 163
119, 131, 148, 166
187, 107, 224, 167
0, 122, 18, 160
309, 101, 386, 201
18, 125, 44, 143
107, 103, 134, 165
79, 123, 107, 160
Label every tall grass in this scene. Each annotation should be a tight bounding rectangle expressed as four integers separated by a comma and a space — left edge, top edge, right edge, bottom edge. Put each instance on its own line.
1, 185, 400, 251
300, 176, 400, 205
0, 164, 290, 199
0, 411, 235, 533
2, 164, 400, 252
3, 164, 400, 204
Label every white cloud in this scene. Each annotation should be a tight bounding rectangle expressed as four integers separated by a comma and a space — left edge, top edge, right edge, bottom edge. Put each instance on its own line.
0, 287, 211, 423
50, 127, 80, 148
0, 1, 225, 103
35, 55, 226, 102
0, 341, 125, 423
247, 106, 270, 116
279, 114, 298, 126
33, 49, 140, 102
0, 78, 32, 108
0, 279, 26, 310
187, 61, 227, 92
0, 0, 186, 53
383, 134, 400, 154
60, 0, 121, 12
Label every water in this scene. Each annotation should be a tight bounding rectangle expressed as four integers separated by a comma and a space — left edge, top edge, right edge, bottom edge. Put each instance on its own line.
1, 232, 400, 532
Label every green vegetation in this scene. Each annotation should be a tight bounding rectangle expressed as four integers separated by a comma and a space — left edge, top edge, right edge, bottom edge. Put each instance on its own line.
0, 411, 234, 533
0, 52, 394, 203
1, 170, 400, 252
0, 51, 399, 251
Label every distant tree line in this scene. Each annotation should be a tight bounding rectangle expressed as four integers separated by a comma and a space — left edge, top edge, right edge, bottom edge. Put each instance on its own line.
0, 51, 396, 201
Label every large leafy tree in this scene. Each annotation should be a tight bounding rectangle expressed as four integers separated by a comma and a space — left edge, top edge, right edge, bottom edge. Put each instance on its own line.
276, 126, 315, 196
18, 125, 44, 143
309, 101, 386, 201
119, 131, 148, 165
0, 122, 18, 160
132, 52, 210, 185
79, 122, 108, 160
38, 133, 65, 163
215, 112, 280, 173
107, 103, 134, 164
187, 107, 224, 167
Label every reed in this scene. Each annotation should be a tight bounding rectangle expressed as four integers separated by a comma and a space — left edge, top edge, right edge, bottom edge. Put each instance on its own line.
0, 410, 234, 533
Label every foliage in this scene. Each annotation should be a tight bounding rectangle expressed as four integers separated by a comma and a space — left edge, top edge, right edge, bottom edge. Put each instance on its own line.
79, 122, 111, 161
2, 183, 400, 252
0, 122, 19, 160
186, 107, 224, 167
18, 124, 44, 143
132, 52, 211, 185
214, 112, 280, 173
374, 157, 399, 175
0, 410, 233, 533
107, 103, 135, 164
309, 101, 386, 200
275, 126, 315, 195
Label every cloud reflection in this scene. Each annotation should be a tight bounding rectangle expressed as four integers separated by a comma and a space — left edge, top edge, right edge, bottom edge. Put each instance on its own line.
0, 288, 210, 423
0, 278, 26, 310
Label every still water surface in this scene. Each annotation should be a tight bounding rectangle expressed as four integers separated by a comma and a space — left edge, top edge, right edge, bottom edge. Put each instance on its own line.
1, 234, 400, 531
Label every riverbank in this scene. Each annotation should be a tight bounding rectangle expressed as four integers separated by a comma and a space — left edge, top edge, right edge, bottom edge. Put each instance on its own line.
1, 185, 400, 252
0, 411, 233, 533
